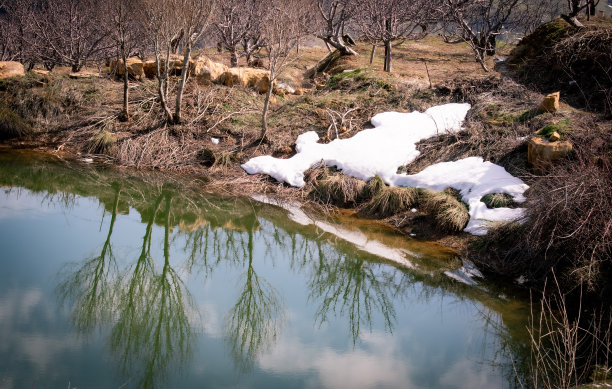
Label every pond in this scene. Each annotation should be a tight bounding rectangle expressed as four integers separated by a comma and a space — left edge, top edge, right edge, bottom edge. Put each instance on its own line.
0, 150, 531, 389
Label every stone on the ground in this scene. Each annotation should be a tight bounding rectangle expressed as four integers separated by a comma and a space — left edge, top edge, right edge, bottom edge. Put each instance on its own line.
110, 57, 144, 80
538, 91, 560, 113
192, 55, 228, 86
548, 131, 561, 142
528, 135, 573, 173
0, 61, 25, 79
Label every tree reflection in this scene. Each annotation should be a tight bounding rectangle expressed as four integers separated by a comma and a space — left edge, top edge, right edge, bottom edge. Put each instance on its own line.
58, 182, 122, 332
225, 211, 285, 371
110, 191, 193, 388
309, 250, 399, 344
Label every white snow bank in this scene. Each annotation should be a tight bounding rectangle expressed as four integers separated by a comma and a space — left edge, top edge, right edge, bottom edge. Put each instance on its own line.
391, 157, 528, 235
242, 103, 529, 235
242, 103, 472, 186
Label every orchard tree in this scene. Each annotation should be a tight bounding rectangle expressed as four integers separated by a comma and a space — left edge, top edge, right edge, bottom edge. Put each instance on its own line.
29, 0, 113, 72
563, 0, 600, 26
315, 0, 358, 56
440, 0, 523, 72
141, 0, 215, 124
356, 0, 432, 72
215, 0, 263, 67
259, 0, 312, 140
109, 0, 142, 121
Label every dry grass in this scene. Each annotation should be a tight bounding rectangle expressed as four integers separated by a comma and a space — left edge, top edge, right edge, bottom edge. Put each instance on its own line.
361, 186, 420, 218
421, 188, 470, 232
310, 173, 366, 207
86, 130, 117, 154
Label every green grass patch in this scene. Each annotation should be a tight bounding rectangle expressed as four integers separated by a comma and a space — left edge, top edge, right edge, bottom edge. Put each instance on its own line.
537, 118, 571, 138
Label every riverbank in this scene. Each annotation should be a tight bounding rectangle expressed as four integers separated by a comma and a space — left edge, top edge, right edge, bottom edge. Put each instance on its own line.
1, 33, 610, 297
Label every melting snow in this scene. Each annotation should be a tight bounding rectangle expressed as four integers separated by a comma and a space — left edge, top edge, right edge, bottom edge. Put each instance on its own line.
242, 103, 528, 235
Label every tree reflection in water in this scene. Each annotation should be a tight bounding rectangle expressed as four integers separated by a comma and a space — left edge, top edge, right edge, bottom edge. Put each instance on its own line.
308, 246, 399, 344
110, 191, 193, 388
224, 211, 285, 371
57, 182, 122, 333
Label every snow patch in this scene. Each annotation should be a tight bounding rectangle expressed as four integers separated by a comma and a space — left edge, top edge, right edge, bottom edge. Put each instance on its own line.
242, 103, 528, 235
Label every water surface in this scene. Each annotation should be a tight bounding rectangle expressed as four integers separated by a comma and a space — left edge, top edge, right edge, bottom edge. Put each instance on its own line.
0, 151, 529, 389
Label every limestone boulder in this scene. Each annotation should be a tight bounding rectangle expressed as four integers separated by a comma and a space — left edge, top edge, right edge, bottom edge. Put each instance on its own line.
142, 55, 189, 79
110, 57, 144, 80
538, 91, 560, 113
0, 61, 25, 79
528, 135, 573, 173
192, 56, 228, 85
220, 68, 271, 93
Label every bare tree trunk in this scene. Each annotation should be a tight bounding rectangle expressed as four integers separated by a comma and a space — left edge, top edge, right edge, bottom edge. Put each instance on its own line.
174, 43, 193, 124
230, 45, 238, 67
261, 68, 275, 141
383, 40, 392, 72
155, 42, 174, 124
369, 44, 376, 64
120, 43, 129, 122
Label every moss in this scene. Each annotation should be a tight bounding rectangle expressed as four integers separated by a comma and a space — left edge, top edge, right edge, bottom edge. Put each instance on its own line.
537, 118, 571, 138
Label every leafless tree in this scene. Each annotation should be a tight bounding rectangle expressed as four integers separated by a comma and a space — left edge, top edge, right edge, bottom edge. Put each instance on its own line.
259, 0, 312, 140
109, 0, 142, 121
28, 0, 113, 72
439, 0, 524, 72
215, 0, 263, 67
315, 0, 358, 56
563, 0, 600, 26
356, 0, 431, 72
140, 0, 215, 124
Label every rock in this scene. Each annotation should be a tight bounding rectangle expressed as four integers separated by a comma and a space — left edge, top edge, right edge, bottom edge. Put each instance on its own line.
220, 67, 271, 93
528, 136, 573, 173
0, 61, 25, 79
69, 71, 98, 79
142, 55, 188, 79
192, 55, 228, 85
538, 91, 560, 113
274, 82, 295, 96
548, 131, 561, 142
110, 57, 144, 80
143, 61, 156, 78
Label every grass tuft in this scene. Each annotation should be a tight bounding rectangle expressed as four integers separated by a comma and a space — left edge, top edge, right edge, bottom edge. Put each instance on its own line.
311, 174, 366, 207
362, 175, 386, 199
87, 130, 116, 154
0, 106, 32, 139
481, 193, 518, 209
422, 188, 470, 232
361, 186, 419, 217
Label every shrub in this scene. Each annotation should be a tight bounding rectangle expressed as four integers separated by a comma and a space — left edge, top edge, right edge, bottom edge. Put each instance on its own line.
87, 130, 117, 154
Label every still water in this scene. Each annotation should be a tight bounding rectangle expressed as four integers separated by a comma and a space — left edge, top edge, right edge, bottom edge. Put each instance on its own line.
0, 150, 530, 389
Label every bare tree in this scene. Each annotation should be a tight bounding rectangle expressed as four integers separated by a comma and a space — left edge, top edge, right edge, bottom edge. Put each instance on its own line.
440, 0, 524, 72
316, 0, 358, 56
28, 0, 113, 72
259, 0, 312, 140
215, 0, 263, 67
109, 0, 142, 121
173, 0, 215, 124
356, 0, 431, 72
563, 0, 600, 26
140, 0, 215, 124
